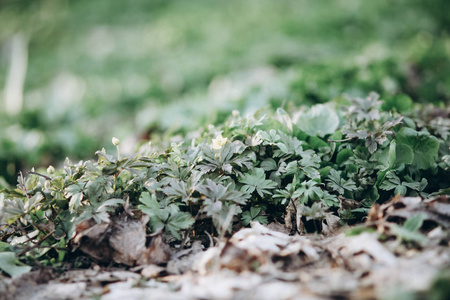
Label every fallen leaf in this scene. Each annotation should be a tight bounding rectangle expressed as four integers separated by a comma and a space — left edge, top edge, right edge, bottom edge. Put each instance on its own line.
327, 233, 397, 270
71, 213, 171, 266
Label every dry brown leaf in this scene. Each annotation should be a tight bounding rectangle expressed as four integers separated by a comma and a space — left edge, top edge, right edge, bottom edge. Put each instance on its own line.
71, 213, 171, 266
166, 240, 204, 275
197, 222, 323, 273
71, 221, 113, 263
366, 195, 450, 241
140, 265, 165, 278
109, 215, 150, 266
326, 233, 397, 271
322, 214, 341, 236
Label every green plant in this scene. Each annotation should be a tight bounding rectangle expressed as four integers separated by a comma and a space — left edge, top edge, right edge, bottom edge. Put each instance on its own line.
0, 93, 448, 268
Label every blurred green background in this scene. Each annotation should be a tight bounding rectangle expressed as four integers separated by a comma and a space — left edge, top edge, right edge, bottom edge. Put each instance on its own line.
1, 0, 449, 185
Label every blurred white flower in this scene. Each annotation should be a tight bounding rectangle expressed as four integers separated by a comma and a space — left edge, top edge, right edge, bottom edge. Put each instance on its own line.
211, 134, 228, 150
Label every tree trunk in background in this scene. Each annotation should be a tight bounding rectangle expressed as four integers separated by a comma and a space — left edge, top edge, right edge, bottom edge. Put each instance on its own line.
4, 33, 28, 116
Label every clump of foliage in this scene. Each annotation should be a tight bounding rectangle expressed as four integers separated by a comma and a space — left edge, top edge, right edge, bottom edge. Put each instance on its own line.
0, 93, 449, 267
2, 0, 450, 186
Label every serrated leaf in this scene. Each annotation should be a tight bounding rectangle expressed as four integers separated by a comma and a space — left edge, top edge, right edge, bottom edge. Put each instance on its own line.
326, 169, 357, 195
241, 206, 268, 226
97, 198, 125, 212
68, 193, 83, 212
365, 137, 378, 154
197, 179, 249, 205
257, 129, 281, 145
322, 191, 339, 207
394, 185, 407, 196
380, 171, 401, 191
138, 192, 160, 215
239, 168, 277, 197
168, 211, 195, 230
294, 180, 323, 204
274, 132, 304, 157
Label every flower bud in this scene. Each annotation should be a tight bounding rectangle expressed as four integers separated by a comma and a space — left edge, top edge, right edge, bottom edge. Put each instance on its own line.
47, 165, 55, 174
112, 137, 121, 146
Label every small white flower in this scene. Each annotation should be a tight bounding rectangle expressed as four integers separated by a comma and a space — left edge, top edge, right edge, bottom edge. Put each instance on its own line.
112, 137, 120, 146
211, 134, 228, 150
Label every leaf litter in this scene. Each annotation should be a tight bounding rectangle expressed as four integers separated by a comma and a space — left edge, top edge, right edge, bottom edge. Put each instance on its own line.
1, 196, 449, 300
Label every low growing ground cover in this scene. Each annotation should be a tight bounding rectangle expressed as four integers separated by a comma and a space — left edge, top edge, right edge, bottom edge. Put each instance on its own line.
0, 92, 449, 299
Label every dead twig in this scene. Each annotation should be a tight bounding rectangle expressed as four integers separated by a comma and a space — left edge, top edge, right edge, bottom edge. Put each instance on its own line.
28, 171, 52, 181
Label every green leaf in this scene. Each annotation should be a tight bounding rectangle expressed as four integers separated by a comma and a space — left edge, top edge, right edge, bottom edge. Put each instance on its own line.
307, 136, 329, 150
379, 171, 401, 191
319, 166, 332, 178
346, 92, 382, 122
68, 193, 83, 212
388, 140, 413, 168
321, 191, 339, 207
241, 207, 268, 226
0, 252, 32, 278
336, 149, 354, 165
326, 169, 357, 195
395, 128, 439, 170
302, 202, 328, 221
0, 242, 12, 252
297, 104, 340, 137
390, 214, 428, 244
274, 131, 304, 157
197, 179, 249, 205
299, 153, 321, 179
97, 198, 125, 212
387, 140, 396, 168
403, 213, 426, 232
140, 192, 194, 240
294, 180, 323, 204
57, 238, 67, 262
165, 211, 195, 240
345, 163, 358, 173
138, 192, 160, 215
394, 185, 407, 196
257, 129, 281, 146
381, 94, 413, 113
260, 158, 277, 171
239, 168, 278, 197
